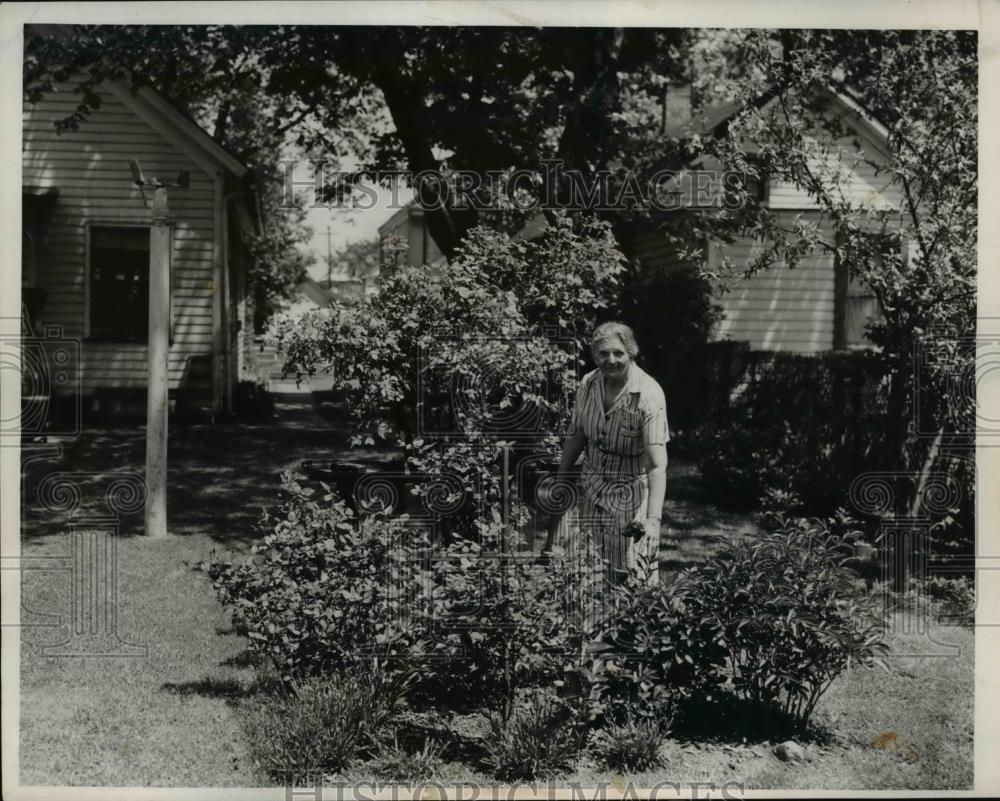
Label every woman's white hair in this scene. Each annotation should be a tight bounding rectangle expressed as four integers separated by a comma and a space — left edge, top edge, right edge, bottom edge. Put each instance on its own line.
590, 321, 640, 358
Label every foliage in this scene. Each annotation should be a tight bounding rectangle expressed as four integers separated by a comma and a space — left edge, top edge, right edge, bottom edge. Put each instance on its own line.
366, 735, 444, 782
275, 217, 625, 447
686, 517, 889, 727
483, 691, 585, 781
243, 669, 413, 781
596, 516, 888, 731
877, 575, 976, 629
24, 25, 700, 258
692, 349, 888, 513
588, 715, 669, 773
207, 473, 607, 722
592, 578, 727, 724
207, 472, 429, 683
412, 518, 607, 723
921, 576, 975, 628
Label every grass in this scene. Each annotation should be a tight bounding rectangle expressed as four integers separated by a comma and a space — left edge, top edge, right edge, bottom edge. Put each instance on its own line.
17, 394, 974, 789
19, 535, 260, 785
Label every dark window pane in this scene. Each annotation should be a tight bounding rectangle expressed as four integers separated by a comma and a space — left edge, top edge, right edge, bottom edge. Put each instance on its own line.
90, 227, 150, 341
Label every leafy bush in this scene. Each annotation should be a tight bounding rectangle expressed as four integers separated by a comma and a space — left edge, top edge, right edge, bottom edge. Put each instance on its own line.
207, 472, 429, 683
592, 577, 727, 724
244, 668, 413, 781
483, 691, 584, 781
922, 576, 975, 627
275, 217, 625, 448
588, 715, 669, 773
596, 517, 888, 731
415, 519, 606, 722
692, 349, 887, 513
685, 517, 889, 727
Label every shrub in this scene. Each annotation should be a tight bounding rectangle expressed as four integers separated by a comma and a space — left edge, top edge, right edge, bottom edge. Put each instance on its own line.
207, 472, 429, 683
483, 691, 584, 781
244, 668, 413, 781
922, 576, 975, 627
596, 516, 888, 731
592, 577, 728, 724
415, 518, 606, 722
686, 516, 889, 727
589, 715, 669, 773
692, 349, 888, 514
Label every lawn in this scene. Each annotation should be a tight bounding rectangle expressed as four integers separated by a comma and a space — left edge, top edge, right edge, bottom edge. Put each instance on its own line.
17, 395, 973, 789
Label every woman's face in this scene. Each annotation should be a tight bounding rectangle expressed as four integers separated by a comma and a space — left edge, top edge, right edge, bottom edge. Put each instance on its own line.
592, 335, 632, 380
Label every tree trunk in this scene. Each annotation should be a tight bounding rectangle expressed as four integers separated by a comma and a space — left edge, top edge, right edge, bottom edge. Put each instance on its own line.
557, 28, 626, 175
368, 40, 478, 260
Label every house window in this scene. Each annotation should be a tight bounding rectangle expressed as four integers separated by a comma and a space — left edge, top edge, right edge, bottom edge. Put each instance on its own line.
89, 226, 151, 341
724, 155, 769, 209
834, 236, 894, 350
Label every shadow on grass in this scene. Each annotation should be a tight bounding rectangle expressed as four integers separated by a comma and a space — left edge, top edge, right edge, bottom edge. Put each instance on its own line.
161, 677, 250, 700
21, 394, 402, 545
221, 649, 264, 670
669, 694, 835, 746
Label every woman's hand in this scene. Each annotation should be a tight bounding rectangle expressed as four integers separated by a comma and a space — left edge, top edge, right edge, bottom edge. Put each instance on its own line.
643, 517, 661, 542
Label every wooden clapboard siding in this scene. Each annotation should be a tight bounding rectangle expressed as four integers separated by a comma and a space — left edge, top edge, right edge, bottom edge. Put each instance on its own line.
622, 217, 835, 353
23, 79, 219, 395
766, 126, 901, 211
708, 225, 835, 353
761, 95, 901, 212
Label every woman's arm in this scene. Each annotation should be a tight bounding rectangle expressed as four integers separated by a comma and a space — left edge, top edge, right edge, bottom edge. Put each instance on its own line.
643, 442, 668, 528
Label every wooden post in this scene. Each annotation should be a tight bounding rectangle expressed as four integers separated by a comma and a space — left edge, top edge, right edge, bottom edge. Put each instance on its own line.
145, 187, 170, 538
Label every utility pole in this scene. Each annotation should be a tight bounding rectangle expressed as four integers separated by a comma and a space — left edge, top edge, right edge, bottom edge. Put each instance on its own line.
146, 186, 170, 538
326, 226, 333, 286
129, 159, 187, 539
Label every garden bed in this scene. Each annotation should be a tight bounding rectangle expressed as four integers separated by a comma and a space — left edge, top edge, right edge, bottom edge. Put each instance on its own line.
17, 399, 973, 790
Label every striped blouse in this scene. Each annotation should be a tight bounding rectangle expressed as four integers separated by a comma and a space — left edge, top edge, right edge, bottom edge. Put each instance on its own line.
567, 364, 669, 524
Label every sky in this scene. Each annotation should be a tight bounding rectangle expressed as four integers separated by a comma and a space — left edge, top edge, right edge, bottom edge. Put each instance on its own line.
300, 181, 414, 282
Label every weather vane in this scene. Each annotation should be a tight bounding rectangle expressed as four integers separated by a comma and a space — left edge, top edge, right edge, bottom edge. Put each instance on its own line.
127, 159, 190, 208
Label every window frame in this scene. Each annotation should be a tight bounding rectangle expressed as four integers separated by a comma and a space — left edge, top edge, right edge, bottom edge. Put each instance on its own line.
84, 220, 173, 344
833, 233, 898, 351
722, 153, 770, 209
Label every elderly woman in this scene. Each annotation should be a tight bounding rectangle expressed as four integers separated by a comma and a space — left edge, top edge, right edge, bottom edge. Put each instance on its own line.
546, 322, 669, 586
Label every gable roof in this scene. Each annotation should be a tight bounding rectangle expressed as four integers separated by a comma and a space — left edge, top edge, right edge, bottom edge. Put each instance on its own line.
664, 83, 889, 155
28, 24, 247, 182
